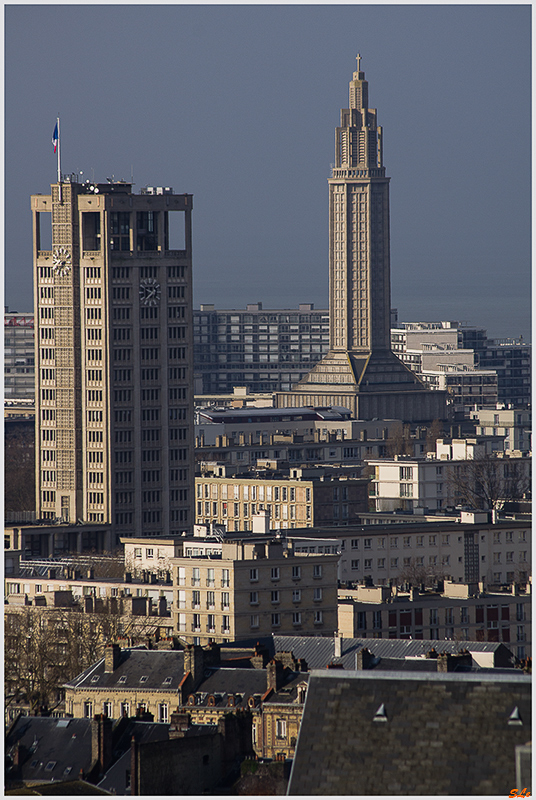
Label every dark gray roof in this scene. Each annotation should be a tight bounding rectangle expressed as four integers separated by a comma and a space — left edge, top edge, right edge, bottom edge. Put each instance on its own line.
272, 634, 516, 669
289, 670, 531, 795
6, 716, 93, 785
64, 648, 185, 692
190, 667, 268, 707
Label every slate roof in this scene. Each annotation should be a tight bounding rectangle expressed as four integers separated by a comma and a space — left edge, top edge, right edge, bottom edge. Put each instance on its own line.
5, 717, 94, 786
271, 634, 515, 669
64, 648, 185, 692
187, 667, 268, 708
288, 670, 532, 795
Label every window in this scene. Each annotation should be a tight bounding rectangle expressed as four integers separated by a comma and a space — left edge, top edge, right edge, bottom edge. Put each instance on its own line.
351, 559, 360, 570
272, 613, 281, 627
403, 536, 411, 548
416, 536, 424, 547
292, 565, 301, 579
293, 589, 301, 602
292, 612, 302, 626
158, 703, 169, 723
364, 539, 371, 549
192, 568, 200, 586
250, 591, 259, 605
313, 588, 323, 602
429, 609, 438, 626
390, 558, 398, 569
276, 719, 287, 739
221, 569, 230, 587
313, 564, 323, 578
351, 539, 359, 549
250, 568, 258, 582
271, 590, 280, 604
103, 701, 112, 717
373, 611, 382, 629
271, 567, 280, 581
377, 558, 385, 569
364, 559, 372, 570
357, 611, 366, 630
250, 615, 259, 629
314, 610, 323, 624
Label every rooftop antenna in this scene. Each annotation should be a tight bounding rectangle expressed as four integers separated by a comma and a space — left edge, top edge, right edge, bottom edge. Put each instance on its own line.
131, 165, 134, 185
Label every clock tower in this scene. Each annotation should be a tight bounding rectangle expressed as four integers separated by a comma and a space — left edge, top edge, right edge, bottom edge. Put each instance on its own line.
32, 179, 195, 538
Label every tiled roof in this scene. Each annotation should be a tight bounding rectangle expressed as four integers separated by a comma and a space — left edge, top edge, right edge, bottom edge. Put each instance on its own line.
64, 648, 185, 691
289, 670, 531, 795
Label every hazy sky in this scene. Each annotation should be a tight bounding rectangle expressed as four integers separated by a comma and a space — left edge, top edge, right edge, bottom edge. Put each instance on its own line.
5, 4, 531, 340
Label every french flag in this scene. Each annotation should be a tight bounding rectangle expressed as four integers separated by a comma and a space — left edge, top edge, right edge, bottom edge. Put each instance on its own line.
52, 122, 58, 153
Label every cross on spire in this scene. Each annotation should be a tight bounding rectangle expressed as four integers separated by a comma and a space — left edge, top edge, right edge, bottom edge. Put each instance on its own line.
356, 53, 362, 72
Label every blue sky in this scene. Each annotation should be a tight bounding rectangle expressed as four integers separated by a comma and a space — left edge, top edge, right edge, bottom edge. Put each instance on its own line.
5, 4, 531, 339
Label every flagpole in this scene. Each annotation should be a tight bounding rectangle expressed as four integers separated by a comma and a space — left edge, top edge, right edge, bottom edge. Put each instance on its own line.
57, 116, 61, 202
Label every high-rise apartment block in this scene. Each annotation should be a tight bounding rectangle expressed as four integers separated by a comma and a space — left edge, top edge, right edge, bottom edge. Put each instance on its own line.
194, 303, 329, 394
4, 309, 35, 398
32, 180, 194, 537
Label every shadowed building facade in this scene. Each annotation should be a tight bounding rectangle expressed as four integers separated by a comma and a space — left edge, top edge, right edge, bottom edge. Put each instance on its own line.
277, 58, 447, 422
32, 180, 194, 537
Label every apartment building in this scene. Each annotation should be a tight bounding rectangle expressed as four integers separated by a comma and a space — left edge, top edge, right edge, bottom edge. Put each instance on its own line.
171, 538, 338, 645
367, 444, 530, 513
338, 580, 531, 658
194, 303, 330, 394
471, 406, 531, 453
4, 310, 35, 398
284, 515, 531, 589
195, 466, 368, 531
391, 321, 531, 408
32, 179, 194, 536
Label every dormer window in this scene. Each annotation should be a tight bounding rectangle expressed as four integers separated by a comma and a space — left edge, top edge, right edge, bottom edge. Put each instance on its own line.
91, 675, 100, 683
139, 676, 148, 684
162, 676, 173, 686
118, 675, 127, 684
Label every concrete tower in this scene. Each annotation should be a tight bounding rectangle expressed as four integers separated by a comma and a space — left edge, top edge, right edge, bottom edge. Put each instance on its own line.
32, 179, 194, 537
277, 57, 447, 422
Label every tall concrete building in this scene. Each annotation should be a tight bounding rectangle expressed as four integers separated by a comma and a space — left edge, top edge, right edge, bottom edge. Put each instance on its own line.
32, 179, 194, 537
277, 58, 447, 423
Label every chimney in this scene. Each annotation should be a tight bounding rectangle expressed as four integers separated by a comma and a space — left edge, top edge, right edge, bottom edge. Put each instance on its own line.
104, 643, 122, 673
266, 659, 285, 692
354, 648, 374, 670
183, 644, 204, 687
334, 635, 342, 659
250, 641, 270, 669
91, 714, 113, 776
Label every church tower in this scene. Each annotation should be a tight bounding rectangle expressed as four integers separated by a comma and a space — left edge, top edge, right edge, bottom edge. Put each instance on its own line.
277, 57, 447, 422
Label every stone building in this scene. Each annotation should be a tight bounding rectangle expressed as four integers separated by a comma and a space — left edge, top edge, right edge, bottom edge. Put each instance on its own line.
32, 179, 194, 536
194, 467, 369, 531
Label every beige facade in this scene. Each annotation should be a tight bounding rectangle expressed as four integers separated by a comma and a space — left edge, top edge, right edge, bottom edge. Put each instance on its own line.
194, 472, 369, 531
172, 539, 338, 645
338, 580, 532, 658
32, 180, 194, 537
276, 59, 446, 423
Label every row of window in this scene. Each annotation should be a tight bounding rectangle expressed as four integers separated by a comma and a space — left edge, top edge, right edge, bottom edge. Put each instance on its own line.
346, 531, 528, 549
196, 501, 311, 521
196, 484, 313, 502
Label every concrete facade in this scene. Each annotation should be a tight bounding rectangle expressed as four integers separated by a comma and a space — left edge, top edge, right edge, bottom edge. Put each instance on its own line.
171, 538, 339, 645
276, 59, 447, 423
4, 310, 35, 398
194, 303, 329, 394
32, 179, 194, 536
338, 580, 532, 658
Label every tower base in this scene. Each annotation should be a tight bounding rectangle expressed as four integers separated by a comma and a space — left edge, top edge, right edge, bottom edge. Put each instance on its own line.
275, 349, 449, 423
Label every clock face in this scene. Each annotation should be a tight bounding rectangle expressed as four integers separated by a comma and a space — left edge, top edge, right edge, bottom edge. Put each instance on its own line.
52, 247, 72, 276
139, 277, 161, 306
